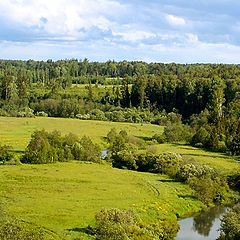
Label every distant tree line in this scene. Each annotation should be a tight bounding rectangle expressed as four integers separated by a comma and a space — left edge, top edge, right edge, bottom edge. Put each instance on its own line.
0, 60, 240, 156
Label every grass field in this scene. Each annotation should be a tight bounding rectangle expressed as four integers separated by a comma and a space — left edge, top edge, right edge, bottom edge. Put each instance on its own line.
0, 116, 239, 239
0, 116, 163, 150
0, 116, 238, 174
0, 162, 203, 239
152, 144, 240, 175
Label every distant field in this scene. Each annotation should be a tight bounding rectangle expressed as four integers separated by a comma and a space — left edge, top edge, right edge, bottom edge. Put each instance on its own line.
0, 162, 202, 239
0, 116, 163, 150
0, 116, 239, 174
153, 144, 240, 175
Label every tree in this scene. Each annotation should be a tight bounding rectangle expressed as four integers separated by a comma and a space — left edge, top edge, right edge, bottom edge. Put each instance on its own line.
79, 135, 100, 163
218, 204, 240, 240
23, 130, 56, 164
0, 145, 14, 163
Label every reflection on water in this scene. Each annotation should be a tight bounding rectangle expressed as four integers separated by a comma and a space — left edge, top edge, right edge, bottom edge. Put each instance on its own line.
177, 206, 227, 240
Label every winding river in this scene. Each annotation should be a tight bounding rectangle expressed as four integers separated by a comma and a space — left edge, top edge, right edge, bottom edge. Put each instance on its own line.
176, 206, 227, 240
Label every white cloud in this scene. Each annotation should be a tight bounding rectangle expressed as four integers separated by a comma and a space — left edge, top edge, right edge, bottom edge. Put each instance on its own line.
166, 14, 186, 26
113, 30, 156, 42
0, 0, 126, 36
186, 33, 199, 44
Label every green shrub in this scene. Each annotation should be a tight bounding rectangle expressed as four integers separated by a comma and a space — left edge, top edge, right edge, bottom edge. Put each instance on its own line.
154, 152, 183, 178
95, 208, 179, 240
218, 204, 240, 240
163, 124, 193, 143
22, 130, 100, 164
0, 145, 14, 163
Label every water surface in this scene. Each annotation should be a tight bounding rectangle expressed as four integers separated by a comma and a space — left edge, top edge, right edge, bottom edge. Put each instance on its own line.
177, 206, 227, 240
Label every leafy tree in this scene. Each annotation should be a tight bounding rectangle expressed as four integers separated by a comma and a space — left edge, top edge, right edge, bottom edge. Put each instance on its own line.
188, 175, 229, 205
79, 135, 100, 163
95, 208, 179, 240
0, 145, 14, 163
155, 152, 183, 178
23, 130, 55, 164
218, 204, 240, 240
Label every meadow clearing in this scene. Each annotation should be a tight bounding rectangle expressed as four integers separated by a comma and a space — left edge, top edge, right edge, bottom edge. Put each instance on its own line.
0, 162, 202, 239
0, 116, 239, 239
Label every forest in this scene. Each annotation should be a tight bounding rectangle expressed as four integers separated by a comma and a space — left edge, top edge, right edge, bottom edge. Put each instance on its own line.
0, 59, 239, 155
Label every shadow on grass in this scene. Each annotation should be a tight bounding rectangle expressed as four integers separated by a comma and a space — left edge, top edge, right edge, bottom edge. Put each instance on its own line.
177, 194, 198, 200
135, 136, 153, 141
171, 143, 235, 160
67, 226, 96, 236
158, 179, 178, 183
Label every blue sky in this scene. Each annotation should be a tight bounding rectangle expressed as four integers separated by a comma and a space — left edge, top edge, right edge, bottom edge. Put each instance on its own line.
0, 0, 240, 63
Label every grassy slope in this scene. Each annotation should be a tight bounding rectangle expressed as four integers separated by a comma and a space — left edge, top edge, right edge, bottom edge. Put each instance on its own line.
0, 116, 239, 239
0, 116, 238, 173
0, 116, 162, 150
0, 162, 202, 239
153, 144, 240, 175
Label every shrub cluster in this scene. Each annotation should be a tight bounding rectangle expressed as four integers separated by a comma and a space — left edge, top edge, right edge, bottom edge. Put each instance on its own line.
94, 208, 179, 240
218, 204, 240, 240
22, 130, 100, 164
0, 145, 14, 164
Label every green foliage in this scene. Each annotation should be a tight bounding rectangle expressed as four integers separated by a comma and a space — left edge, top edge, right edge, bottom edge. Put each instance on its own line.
22, 130, 59, 164
218, 204, 240, 240
188, 175, 229, 205
111, 150, 137, 170
107, 128, 130, 158
191, 126, 211, 148
0, 145, 14, 163
79, 135, 100, 163
176, 162, 217, 182
22, 130, 100, 164
95, 208, 139, 240
163, 123, 193, 143
95, 208, 179, 240
155, 152, 183, 178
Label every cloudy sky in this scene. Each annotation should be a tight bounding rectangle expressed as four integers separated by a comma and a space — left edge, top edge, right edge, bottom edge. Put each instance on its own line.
0, 0, 240, 63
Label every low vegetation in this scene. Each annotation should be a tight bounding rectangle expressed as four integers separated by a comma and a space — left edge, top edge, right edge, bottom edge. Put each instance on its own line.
0, 162, 204, 239
218, 204, 240, 240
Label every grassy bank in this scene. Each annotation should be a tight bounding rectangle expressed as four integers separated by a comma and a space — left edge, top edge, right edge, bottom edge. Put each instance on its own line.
0, 162, 203, 239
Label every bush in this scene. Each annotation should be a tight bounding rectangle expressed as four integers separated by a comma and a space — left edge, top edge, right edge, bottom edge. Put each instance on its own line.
191, 127, 211, 147
163, 124, 193, 143
95, 208, 179, 240
176, 163, 217, 182
35, 111, 48, 117
111, 150, 137, 170
95, 208, 139, 240
152, 133, 166, 144
22, 130, 100, 164
135, 153, 158, 172
154, 152, 183, 178
78, 135, 100, 163
0, 145, 14, 163
188, 175, 229, 205
218, 204, 240, 240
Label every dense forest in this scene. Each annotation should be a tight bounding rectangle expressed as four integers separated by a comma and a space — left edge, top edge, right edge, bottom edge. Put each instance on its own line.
0, 59, 240, 156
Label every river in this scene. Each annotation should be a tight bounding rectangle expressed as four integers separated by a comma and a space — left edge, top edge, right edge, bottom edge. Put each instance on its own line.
176, 206, 227, 240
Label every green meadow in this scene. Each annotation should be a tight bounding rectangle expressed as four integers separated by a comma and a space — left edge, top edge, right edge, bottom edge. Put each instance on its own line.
0, 116, 162, 150
0, 116, 239, 239
0, 162, 202, 239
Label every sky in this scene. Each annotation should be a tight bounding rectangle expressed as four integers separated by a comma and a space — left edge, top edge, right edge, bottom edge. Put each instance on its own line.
0, 0, 240, 63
